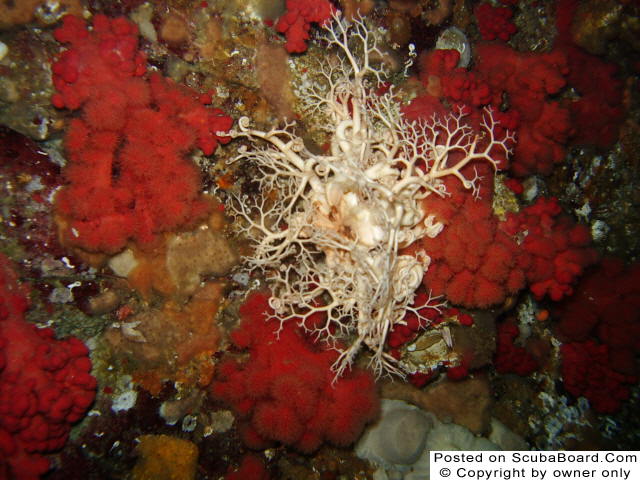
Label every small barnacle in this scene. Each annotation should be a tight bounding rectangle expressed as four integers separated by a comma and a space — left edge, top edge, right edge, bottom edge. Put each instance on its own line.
115, 320, 147, 343
435, 27, 471, 68
35, 0, 74, 25
441, 326, 453, 349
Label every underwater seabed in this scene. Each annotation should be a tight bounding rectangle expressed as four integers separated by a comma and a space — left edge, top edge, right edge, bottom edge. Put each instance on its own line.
1, 0, 640, 479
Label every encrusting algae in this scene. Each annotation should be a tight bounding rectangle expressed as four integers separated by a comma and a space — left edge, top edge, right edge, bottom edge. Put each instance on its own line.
132, 434, 199, 480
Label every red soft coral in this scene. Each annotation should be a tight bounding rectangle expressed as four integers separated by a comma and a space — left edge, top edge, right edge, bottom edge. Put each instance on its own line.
407, 188, 594, 308
418, 49, 493, 113
0, 254, 96, 480
52, 15, 232, 254
211, 292, 379, 453
474, 3, 517, 42
401, 94, 449, 124
275, 0, 336, 53
225, 454, 270, 480
418, 23, 621, 177
414, 176, 524, 309
513, 101, 573, 175
385, 292, 445, 352
494, 322, 538, 376
421, 42, 571, 176
554, 0, 623, 148
502, 198, 599, 301
442, 70, 492, 108
560, 341, 636, 414
554, 259, 640, 379
565, 47, 623, 148
474, 44, 571, 176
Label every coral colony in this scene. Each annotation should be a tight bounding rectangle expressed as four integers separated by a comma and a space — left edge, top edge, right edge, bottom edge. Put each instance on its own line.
51, 14, 232, 254
227, 14, 513, 377
0, 254, 97, 479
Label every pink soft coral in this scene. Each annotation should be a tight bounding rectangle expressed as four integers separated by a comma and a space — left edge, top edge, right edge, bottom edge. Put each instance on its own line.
211, 292, 379, 453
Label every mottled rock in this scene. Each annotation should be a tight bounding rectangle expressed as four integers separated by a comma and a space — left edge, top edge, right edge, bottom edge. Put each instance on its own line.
571, 0, 624, 55
132, 435, 198, 480
381, 375, 492, 434
357, 399, 499, 479
0, 0, 83, 29
0, 29, 63, 140
166, 227, 238, 296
